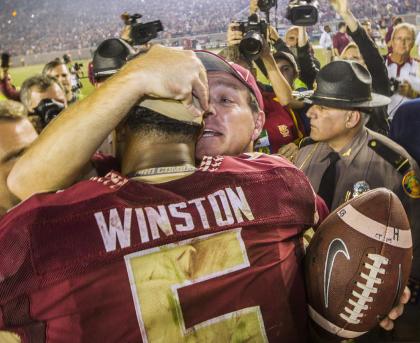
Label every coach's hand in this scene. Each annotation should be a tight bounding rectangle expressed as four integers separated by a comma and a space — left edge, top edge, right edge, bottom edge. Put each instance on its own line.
121, 45, 209, 117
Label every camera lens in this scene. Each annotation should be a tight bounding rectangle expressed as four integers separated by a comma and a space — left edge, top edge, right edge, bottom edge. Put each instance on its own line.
239, 31, 264, 59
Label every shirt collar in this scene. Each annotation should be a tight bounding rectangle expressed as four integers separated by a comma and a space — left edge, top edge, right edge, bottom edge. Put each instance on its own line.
387, 54, 413, 67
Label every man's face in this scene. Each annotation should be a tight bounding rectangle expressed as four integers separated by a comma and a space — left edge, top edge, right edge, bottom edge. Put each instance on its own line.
306, 104, 349, 142
195, 72, 261, 159
46, 64, 73, 97
0, 119, 38, 213
285, 29, 298, 48
276, 59, 295, 86
392, 27, 414, 57
28, 83, 67, 112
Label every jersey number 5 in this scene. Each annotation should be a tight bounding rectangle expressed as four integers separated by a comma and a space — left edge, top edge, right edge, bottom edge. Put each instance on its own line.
124, 228, 268, 342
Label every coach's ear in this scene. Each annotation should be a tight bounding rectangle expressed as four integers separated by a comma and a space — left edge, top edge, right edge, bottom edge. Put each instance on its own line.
252, 110, 265, 141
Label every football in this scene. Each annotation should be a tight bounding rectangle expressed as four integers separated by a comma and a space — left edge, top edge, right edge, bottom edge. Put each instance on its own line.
305, 188, 412, 339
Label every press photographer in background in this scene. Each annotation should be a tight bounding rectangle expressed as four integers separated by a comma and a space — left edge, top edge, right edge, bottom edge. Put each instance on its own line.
63, 54, 84, 98
42, 59, 77, 104
0, 53, 20, 102
19, 75, 67, 133
385, 22, 420, 120
227, 0, 314, 160
120, 12, 163, 47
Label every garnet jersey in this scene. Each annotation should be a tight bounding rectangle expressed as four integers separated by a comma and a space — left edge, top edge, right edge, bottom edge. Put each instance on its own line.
0, 154, 318, 343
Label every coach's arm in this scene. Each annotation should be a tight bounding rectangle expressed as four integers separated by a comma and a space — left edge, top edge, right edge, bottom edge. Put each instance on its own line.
7, 46, 208, 200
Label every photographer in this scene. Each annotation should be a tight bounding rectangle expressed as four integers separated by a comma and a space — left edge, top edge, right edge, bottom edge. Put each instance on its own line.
0, 53, 20, 102
42, 59, 76, 104
227, 18, 309, 160
20, 75, 67, 133
385, 23, 420, 119
330, 0, 390, 135
63, 54, 84, 96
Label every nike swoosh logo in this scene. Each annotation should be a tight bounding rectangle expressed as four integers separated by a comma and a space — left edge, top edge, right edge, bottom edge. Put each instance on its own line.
324, 238, 351, 308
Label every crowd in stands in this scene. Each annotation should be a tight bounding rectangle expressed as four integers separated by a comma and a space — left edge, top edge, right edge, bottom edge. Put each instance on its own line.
0, 0, 419, 55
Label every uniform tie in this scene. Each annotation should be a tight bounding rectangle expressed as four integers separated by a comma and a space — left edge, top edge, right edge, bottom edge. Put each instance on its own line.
318, 152, 340, 210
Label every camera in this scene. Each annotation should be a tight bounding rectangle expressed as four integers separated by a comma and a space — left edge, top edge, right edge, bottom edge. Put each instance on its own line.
237, 13, 268, 60
1, 53, 10, 69
33, 99, 65, 126
389, 77, 401, 94
286, 0, 319, 26
124, 13, 164, 46
73, 62, 83, 72
257, 0, 277, 12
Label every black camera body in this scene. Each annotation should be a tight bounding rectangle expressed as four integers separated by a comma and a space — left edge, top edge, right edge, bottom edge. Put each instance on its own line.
389, 77, 401, 94
127, 13, 163, 46
1, 53, 10, 69
257, 0, 277, 12
237, 13, 268, 60
33, 99, 65, 126
73, 62, 83, 72
286, 0, 319, 26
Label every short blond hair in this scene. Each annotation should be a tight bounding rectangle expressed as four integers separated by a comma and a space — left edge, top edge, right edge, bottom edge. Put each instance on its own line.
0, 100, 28, 121
391, 23, 416, 42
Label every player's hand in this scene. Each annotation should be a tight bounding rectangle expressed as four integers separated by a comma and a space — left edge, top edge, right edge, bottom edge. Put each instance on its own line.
250, 0, 259, 14
329, 0, 349, 16
379, 286, 410, 330
277, 143, 299, 161
121, 45, 209, 117
227, 22, 243, 46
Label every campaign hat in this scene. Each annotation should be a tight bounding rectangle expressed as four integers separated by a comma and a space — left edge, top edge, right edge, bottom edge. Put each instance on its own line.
304, 60, 390, 109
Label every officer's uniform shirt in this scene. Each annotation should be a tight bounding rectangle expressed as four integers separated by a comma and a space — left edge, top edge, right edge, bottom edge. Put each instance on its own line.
386, 56, 420, 120
294, 127, 420, 281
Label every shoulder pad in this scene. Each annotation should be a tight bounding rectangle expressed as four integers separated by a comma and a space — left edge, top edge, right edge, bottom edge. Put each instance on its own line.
299, 137, 315, 149
368, 139, 411, 175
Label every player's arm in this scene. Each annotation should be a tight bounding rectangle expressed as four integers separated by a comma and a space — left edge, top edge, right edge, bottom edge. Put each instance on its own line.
7, 46, 208, 200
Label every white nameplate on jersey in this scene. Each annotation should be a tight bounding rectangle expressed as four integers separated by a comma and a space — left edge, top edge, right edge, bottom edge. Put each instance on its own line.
94, 186, 255, 253
336, 204, 412, 249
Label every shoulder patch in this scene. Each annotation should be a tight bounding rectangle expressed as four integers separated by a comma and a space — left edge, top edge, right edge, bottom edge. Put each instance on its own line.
402, 170, 420, 199
368, 139, 411, 175
299, 137, 315, 149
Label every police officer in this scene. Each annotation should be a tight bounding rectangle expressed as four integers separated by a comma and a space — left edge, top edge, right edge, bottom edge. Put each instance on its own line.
294, 60, 420, 341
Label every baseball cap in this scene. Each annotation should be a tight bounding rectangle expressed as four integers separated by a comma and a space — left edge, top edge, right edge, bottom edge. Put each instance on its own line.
273, 50, 299, 76
138, 96, 203, 126
195, 50, 264, 111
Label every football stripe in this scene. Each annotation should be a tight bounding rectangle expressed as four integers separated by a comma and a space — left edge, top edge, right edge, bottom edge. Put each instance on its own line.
336, 204, 412, 249
308, 305, 367, 338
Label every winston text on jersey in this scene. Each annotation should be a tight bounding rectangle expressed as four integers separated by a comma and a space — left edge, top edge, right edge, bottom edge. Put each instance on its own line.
94, 186, 255, 252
